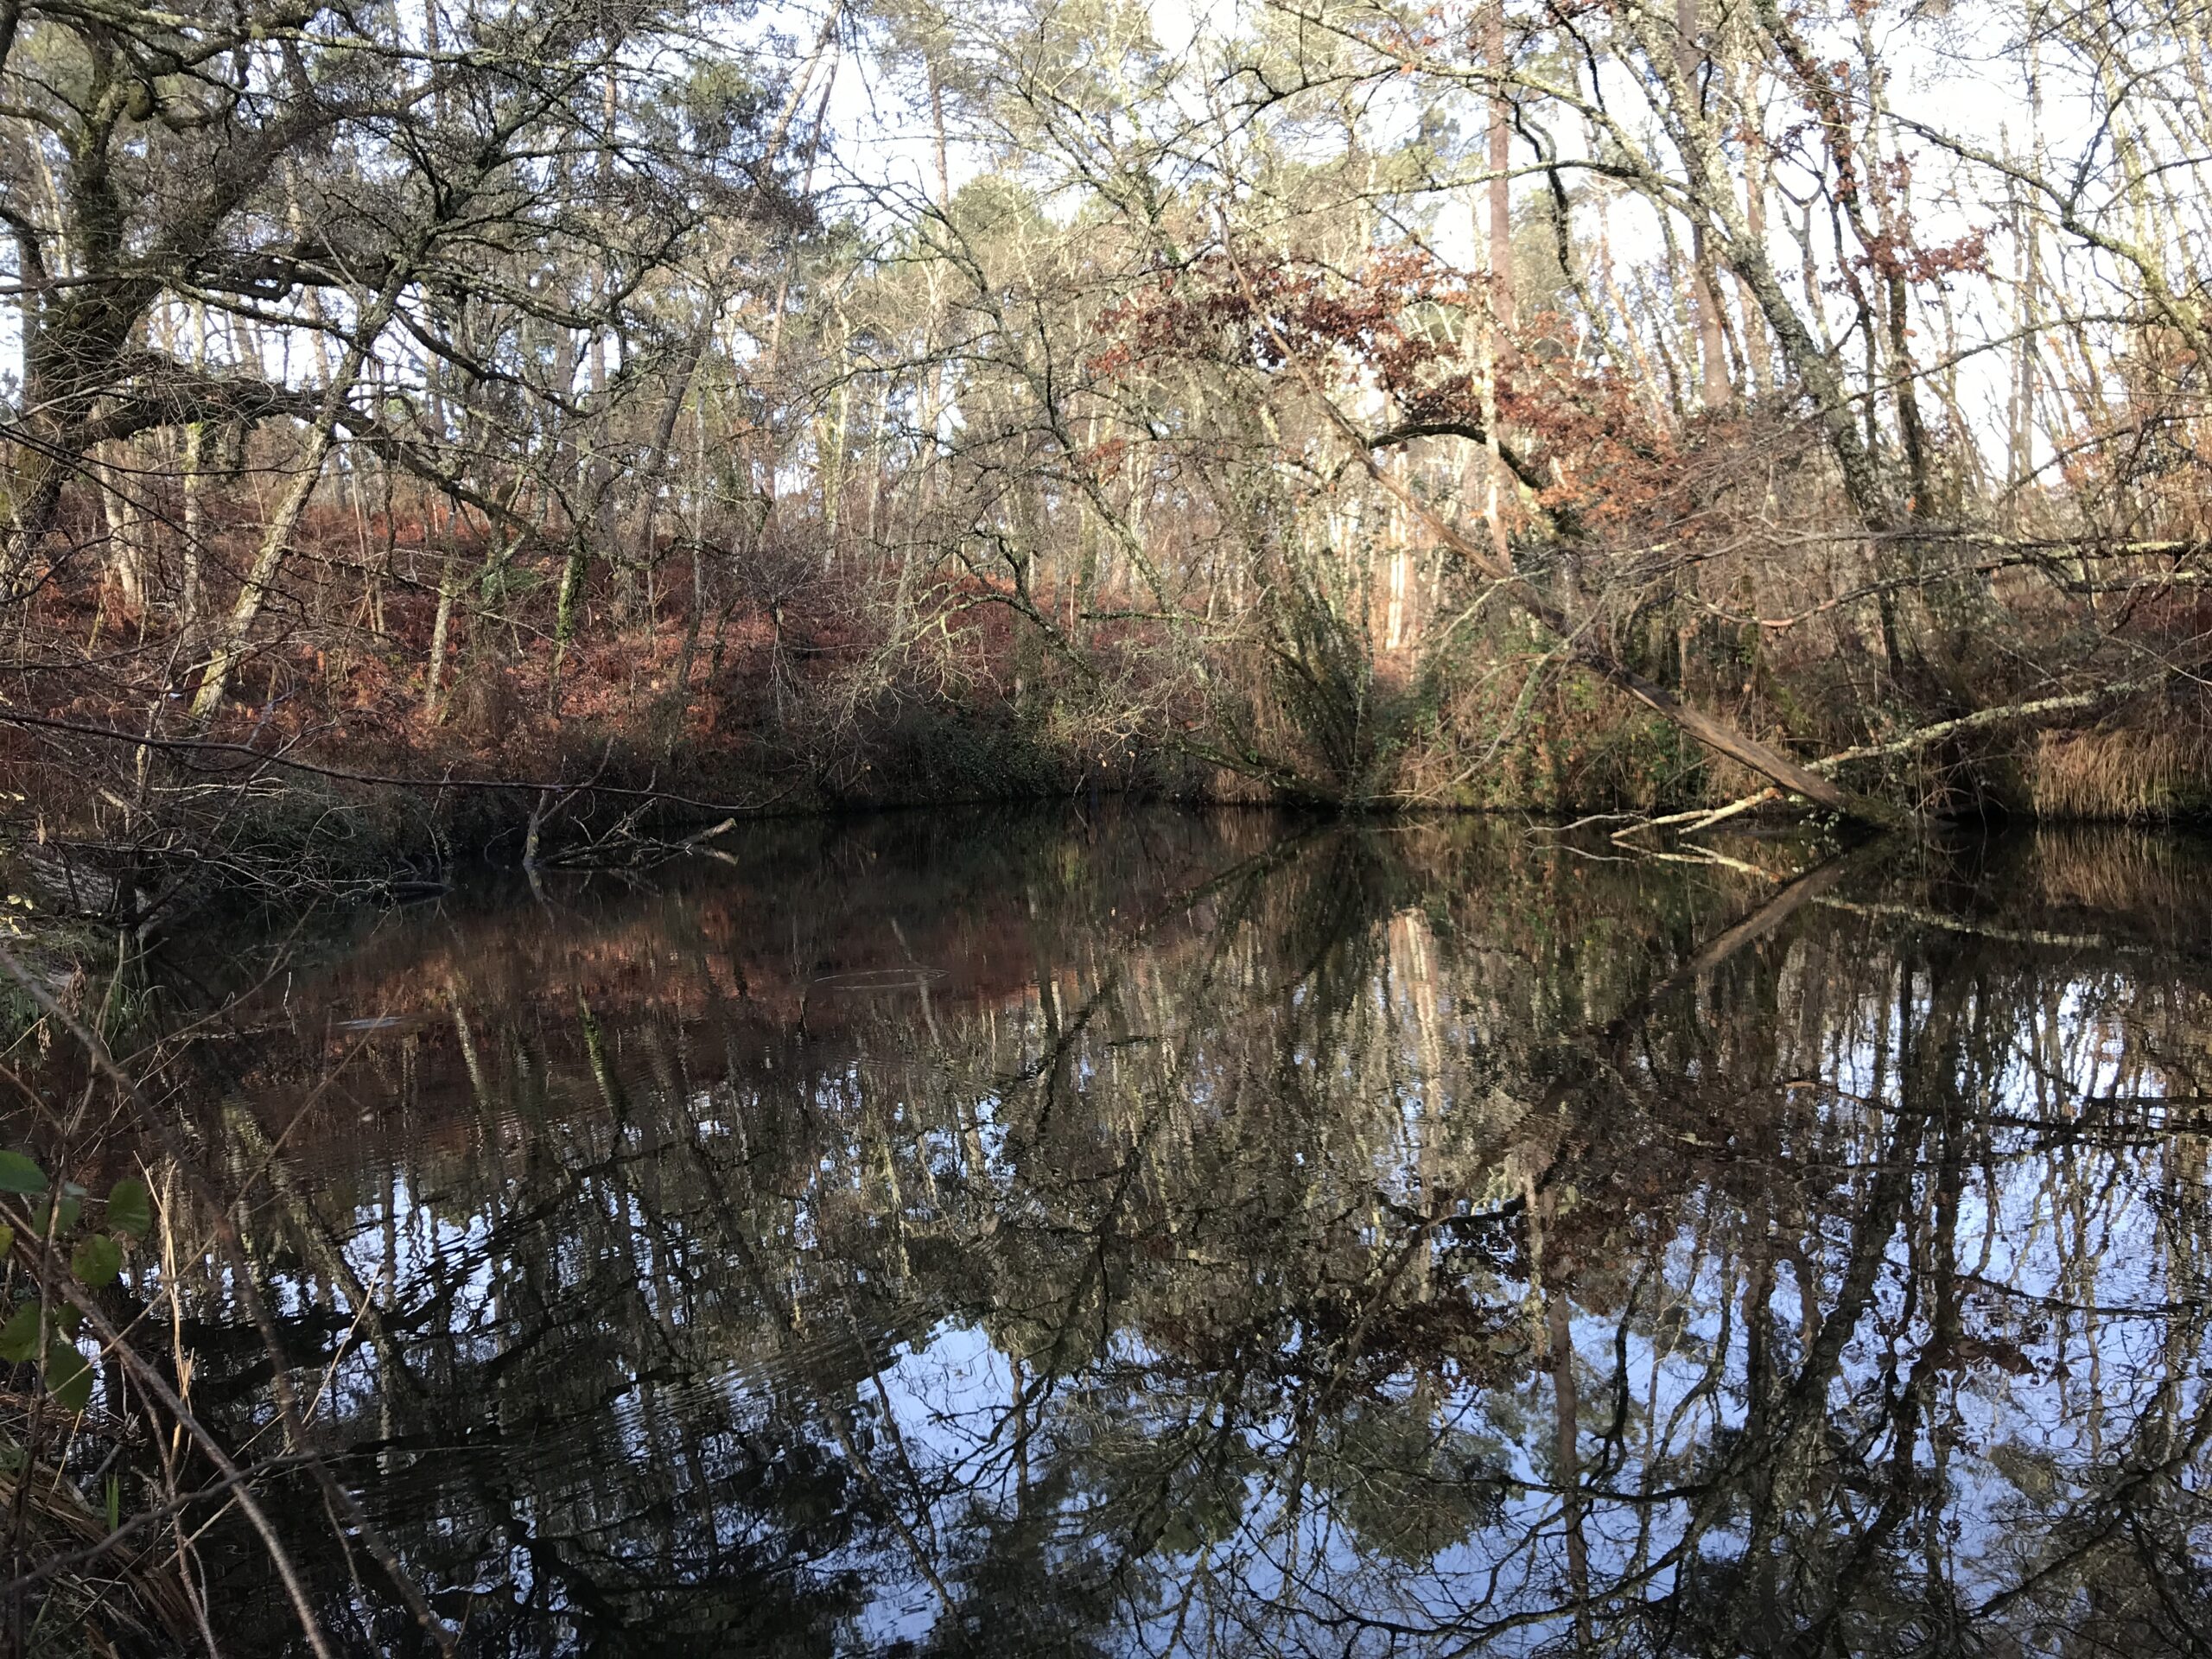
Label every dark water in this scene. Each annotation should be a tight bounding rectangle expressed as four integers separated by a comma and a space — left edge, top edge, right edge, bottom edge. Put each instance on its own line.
114, 810, 2212, 1653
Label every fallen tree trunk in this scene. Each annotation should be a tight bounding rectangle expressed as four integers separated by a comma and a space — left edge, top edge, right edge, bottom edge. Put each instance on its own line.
1808, 677, 2158, 773
1638, 675, 2168, 836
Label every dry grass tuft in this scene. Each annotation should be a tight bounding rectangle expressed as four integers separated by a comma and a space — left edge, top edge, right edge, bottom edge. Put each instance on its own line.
2024, 723, 2212, 821
0, 1451, 202, 1652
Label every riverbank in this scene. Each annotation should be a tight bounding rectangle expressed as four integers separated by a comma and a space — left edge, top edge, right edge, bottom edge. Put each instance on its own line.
10, 566, 2212, 931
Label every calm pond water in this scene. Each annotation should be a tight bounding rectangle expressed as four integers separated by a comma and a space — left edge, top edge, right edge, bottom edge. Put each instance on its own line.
82, 810, 2212, 1653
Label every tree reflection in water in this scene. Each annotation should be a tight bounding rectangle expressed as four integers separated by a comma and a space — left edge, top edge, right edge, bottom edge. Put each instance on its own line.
141, 811, 2212, 1655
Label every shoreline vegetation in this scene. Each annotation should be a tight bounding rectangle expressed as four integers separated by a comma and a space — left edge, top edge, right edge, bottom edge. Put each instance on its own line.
6, 0, 2212, 920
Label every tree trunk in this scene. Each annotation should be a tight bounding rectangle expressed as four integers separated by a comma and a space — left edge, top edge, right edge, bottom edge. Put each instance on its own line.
191, 276, 402, 717
1675, 0, 1732, 409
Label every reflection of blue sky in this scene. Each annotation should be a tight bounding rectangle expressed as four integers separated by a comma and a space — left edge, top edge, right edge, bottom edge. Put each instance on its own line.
150, 928, 2211, 1653
850, 1321, 1016, 1649
793, 954, 2203, 1650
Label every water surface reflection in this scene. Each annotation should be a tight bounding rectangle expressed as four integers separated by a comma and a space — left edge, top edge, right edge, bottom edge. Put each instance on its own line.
148, 812, 2212, 1654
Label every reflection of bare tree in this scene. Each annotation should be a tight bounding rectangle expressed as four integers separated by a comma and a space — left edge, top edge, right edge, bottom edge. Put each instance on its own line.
79, 815, 2212, 1654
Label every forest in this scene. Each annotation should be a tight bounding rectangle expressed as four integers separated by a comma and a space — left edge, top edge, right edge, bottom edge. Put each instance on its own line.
5, 0, 2212, 896
4, 5, 2212, 1645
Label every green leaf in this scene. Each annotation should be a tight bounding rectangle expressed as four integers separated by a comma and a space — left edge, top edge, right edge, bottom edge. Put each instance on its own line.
0, 1153, 46, 1195
0, 1224, 14, 1261
104, 1179, 149, 1238
49, 1194, 79, 1236
70, 1234, 121, 1289
42, 1341, 91, 1412
0, 1304, 37, 1364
